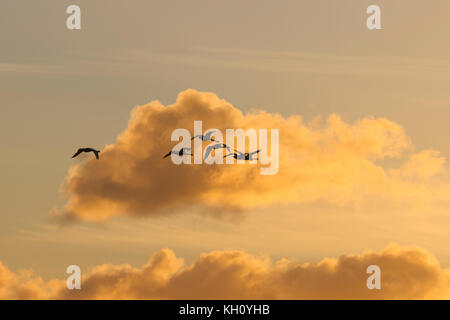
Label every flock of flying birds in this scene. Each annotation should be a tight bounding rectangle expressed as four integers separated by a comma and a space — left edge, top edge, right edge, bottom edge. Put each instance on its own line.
162, 131, 261, 161
71, 131, 261, 161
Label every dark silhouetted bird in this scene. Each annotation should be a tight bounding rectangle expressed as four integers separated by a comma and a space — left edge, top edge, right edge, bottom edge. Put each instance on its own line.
72, 148, 100, 160
163, 147, 192, 158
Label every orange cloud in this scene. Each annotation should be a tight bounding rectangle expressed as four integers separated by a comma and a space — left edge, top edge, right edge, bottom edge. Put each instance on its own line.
391, 150, 446, 179
0, 262, 63, 299
1, 245, 449, 299
54, 89, 449, 222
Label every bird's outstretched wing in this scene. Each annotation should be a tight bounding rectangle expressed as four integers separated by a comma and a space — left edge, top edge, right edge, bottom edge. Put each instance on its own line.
224, 144, 236, 152
204, 130, 218, 141
203, 144, 220, 160
163, 150, 173, 159
72, 149, 83, 158
224, 153, 235, 158
93, 151, 100, 160
248, 149, 261, 157
204, 149, 212, 160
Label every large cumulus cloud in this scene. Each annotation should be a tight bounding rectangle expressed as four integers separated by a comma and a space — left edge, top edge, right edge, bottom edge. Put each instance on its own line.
0, 245, 449, 299
55, 89, 449, 221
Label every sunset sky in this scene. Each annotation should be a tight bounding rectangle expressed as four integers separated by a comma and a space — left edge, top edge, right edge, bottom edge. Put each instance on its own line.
1, 1, 449, 299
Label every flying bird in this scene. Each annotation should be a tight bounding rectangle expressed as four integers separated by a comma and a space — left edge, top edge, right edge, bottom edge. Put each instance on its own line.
192, 130, 218, 142
203, 143, 232, 160
72, 148, 100, 160
163, 147, 192, 158
224, 149, 261, 161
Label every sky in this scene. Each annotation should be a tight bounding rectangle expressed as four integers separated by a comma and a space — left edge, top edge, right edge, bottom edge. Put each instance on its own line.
0, 0, 449, 299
